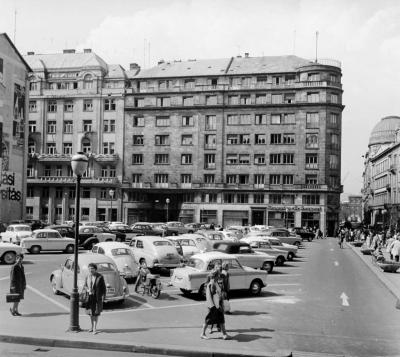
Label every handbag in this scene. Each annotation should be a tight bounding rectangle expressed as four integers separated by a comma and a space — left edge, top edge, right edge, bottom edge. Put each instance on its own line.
79, 290, 89, 307
223, 299, 230, 313
6, 293, 20, 303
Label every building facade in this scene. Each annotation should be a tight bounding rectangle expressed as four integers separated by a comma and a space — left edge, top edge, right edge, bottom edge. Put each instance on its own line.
340, 195, 363, 223
123, 55, 344, 235
0, 33, 30, 223
24, 49, 131, 224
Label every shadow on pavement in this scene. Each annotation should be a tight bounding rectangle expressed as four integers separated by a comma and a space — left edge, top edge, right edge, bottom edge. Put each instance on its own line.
23, 312, 69, 317
99, 327, 147, 334
229, 333, 272, 342
228, 310, 269, 316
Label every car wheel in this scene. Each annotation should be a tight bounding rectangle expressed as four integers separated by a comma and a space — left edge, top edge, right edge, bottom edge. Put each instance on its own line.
287, 252, 295, 261
276, 256, 285, 266
65, 244, 74, 254
139, 258, 146, 265
262, 261, 273, 273
198, 284, 206, 299
249, 280, 262, 296
180, 288, 192, 296
51, 276, 60, 295
30, 245, 41, 254
151, 285, 161, 299
2, 251, 16, 265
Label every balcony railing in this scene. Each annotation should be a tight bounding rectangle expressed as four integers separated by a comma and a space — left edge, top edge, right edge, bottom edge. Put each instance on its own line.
181, 183, 192, 189
27, 176, 119, 184
93, 153, 119, 162
154, 183, 169, 188
37, 153, 72, 162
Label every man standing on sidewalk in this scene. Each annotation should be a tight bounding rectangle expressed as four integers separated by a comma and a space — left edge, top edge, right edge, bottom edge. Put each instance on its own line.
390, 237, 400, 262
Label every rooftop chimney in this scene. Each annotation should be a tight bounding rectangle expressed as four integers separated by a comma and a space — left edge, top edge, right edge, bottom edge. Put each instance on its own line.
158, 59, 165, 65
27, 51, 35, 56
63, 49, 76, 54
83, 48, 92, 53
245, 52, 249, 58
129, 63, 140, 71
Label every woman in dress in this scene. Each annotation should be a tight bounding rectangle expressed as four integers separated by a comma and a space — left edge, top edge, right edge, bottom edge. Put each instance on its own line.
9, 254, 26, 316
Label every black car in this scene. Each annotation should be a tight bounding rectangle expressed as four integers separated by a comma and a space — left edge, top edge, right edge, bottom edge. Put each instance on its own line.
291, 228, 315, 241
130, 222, 165, 236
101, 227, 126, 242
46, 225, 75, 238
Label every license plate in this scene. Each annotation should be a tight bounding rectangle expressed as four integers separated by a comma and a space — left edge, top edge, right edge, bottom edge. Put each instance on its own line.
106, 287, 115, 293
167, 253, 174, 257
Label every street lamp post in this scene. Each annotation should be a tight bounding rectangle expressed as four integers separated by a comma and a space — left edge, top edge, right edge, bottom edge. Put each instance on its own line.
109, 189, 115, 222
68, 152, 88, 332
165, 198, 170, 222
285, 208, 289, 229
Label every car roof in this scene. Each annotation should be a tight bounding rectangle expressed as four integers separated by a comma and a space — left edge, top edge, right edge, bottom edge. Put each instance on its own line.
95, 242, 130, 250
131, 235, 169, 241
9, 224, 31, 228
33, 229, 60, 233
79, 226, 99, 229
213, 241, 249, 246
67, 252, 115, 264
47, 225, 72, 229
190, 251, 237, 260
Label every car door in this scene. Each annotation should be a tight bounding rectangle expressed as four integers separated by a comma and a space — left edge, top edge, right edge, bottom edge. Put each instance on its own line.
223, 258, 247, 290
61, 258, 74, 292
3, 227, 13, 242
35, 231, 48, 250
135, 239, 146, 262
48, 231, 67, 250
236, 246, 254, 268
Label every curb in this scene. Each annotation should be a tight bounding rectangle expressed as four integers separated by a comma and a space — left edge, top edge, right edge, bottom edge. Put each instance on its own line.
346, 243, 400, 301
0, 334, 292, 357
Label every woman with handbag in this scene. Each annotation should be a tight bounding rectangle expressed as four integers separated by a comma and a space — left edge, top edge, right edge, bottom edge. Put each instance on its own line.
221, 262, 231, 314
9, 254, 26, 316
83, 263, 106, 334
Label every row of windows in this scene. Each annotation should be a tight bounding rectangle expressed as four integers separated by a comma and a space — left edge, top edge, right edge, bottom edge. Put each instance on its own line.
27, 186, 118, 200
29, 120, 115, 134
29, 142, 115, 155
132, 113, 340, 128
27, 165, 116, 178
29, 99, 117, 113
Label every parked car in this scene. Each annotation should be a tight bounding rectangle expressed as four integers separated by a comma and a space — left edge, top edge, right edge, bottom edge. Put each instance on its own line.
91, 242, 138, 281
129, 236, 182, 269
21, 229, 75, 254
290, 227, 315, 241
240, 237, 287, 266
0, 241, 23, 264
46, 225, 75, 238
0, 224, 32, 245
184, 223, 203, 232
24, 219, 46, 230
50, 253, 129, 304
78, 226, 115, 250
167, 234, 211, 260
171, 251, 268, 297
212, 241, 275, 273
80, 221, 108, 228
165, 221, 194, 235
249, 229, 302, 246
102, 226, 126, 243
260, 237, 298, 261
200, 230, 238, 242
130, 222, 165, 237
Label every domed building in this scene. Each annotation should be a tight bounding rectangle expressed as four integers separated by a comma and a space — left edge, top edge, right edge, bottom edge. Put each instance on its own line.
362, 116, 400, 228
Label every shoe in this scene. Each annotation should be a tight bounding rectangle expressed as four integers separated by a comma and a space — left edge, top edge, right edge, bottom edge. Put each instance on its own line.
88, 329, 93, 332
9, 308, 16, 316
93, 330, 98, 335
222, 334, 230, 340
14, 311, 22, 316
200, 334, 209, 340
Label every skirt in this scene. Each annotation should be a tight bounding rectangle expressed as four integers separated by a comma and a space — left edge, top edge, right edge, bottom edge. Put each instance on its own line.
85, 294, 103, 316
205, 306, 225, 325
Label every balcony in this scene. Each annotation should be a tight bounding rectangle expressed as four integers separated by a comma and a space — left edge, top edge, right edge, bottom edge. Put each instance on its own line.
37, 153, 72, 162
93, 153, 119, 162
154, 183, 169, 188
27, 176, 119, 185
131, 183, 143, 188
181, 183, 192, 189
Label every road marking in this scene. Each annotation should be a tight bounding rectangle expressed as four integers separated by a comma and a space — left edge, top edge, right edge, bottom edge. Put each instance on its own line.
127, 295, 154, 308
334, 261, 339, 266
340, 292, 350, 306
26, 284, 69, 311
0, 272, 32, 281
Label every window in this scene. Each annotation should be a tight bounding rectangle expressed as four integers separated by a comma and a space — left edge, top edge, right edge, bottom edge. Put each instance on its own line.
271, 114, 281, 124
282, 175, 293, 184
158, 80, 170, 89
205, 154, 216, 169
184, 79, 195, 89
135, 98, 145, 107
155, 154, 169, 164
308, 73, 320, 81
27, 187, 34, 197
255, 94, 267, 104
330, 133, 339, 149
103, 119, 115, 132
82, 188, 91, 199
132, 174, 142, 183
331, 94, 338, 104
69, 188, 75, 199
282, 153, 294, 164
226, 154, 238, 165
27, 165, 34, 178
44, 166, 51, 176
223, 193, 235, 203
254, 154, 265, 165
104, 99, 116, 111
273, 76, 282, 85
306, 134, 319, 148
47, 143, 56, 154
55, 187, 63, 198
154, 174, 168, 183
227, 114, 250, 125
229, 96, 239, 105
133, 116, 145, 126
257, 76, 268, 86
205, 134, 216, 149
83, 120, 92, 132
29, 101, 37, 112
183, 96, 194, 106
28, 142, 35, 154
254, 194, 264, 204
47, 100, 57, 112
329, 113, 338, 126
206, 95, 217, 105
306, 113, 319, 128
330, 74, 338, 83
182, 116, 194, 126
284, 93, 295, 104
270, 175, 281, 185
101, 166, 116, 177
82, 140, 91, 153
254, 174, 265, 185
83, 74, 93, 89
255, 134, 266, 144
329, 154, 339, 169
29, 82, 39, 91
226, 175, 236, 184
156, 116, 170, 126
255, 114, 267, 125
204, 174, 215, 184
283, 113, 295, 124
227, 134, 238, 145
64, 100, 74, 112
239, 154, 250, 164
155, 135, 169, 146
29, 121, 37, 133
270, 154, 281, 164
305, 154, 318, 169
43, 187, 49, 198
103, 142, 115, 154
302, 194, 320, 205
181, 174, 192, 183
306, 175, 318, 184
283, 134, 295, 144
239, 175, 249, 184
237, 193, 249, 203
100, 189, 108, 199
63, 143, 72, 155
307, 92, 320, 103
206, 115, 216, 130
133, 135, 144, 145
181, 154, 192, 164
47, 121, 56, 134
132, 154, 143, 164
329, 175, 340, 187
240, 95, 251, 105
283, 194, 295, 204
271, 133, 281, 144
240, 114, 251, 124
63, 120, 73, 133
157, 97, 170, 107
269, 194, 282, 204
271, 94, 283, 104
83, 99, 93, 111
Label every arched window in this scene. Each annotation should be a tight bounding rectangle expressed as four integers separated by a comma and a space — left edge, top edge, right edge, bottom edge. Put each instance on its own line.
83, 74, 93, 89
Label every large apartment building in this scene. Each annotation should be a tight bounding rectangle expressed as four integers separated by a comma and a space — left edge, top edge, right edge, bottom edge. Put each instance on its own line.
24, 49, 134, 224
123, 55, 344, 235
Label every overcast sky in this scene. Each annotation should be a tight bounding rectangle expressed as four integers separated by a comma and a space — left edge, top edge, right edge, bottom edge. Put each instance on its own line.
2, 0, 399, 199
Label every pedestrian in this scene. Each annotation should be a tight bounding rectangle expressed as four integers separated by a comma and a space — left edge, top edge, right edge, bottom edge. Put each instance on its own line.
9, 253, 26, 316
134, 260, 150, 293
201, 269, 229, 340
386, 235, 395, 260
221, 262, 231, 315
390, 237, 400, 262
83, 263, 106, 334
209, 223, 215, 230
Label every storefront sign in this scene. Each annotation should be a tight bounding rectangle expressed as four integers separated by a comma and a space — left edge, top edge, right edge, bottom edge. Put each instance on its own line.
0, 171, 21, 201
266, 205, 321, 211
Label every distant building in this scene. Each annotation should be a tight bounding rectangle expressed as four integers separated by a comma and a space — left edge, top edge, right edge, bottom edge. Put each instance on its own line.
340, 195, 363, 223
0, 33, 31, 224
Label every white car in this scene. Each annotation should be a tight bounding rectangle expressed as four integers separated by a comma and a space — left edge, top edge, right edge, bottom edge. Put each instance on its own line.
0, 242, 23, 264
171, 251, 268, 297
91, 242, 139, 280
245, 236, 298, 261
200, 230, 238, 242
246, 231, 302, 247
240, 237, 288, 266
167, 234, 211, 260
21, 229, 75, 254
1, 224, 32, 245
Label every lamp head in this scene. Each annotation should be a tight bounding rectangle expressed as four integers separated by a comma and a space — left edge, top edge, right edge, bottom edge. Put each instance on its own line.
166, 198, 170, 204
71, 152, 88, 176
109, 189, 115, 198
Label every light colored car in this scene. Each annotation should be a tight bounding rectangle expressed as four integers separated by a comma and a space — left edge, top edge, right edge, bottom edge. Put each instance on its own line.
21, 229, 75, 254
264, 229, 302, 246
252, 236, 298, 261
165, 221, 194, 235
171, 251, 268, 297
50, 253, 129, 304
0, 242, 23, 264
1, 224, 32, 245
200, 230, 238, 242
240, 237, 287, 266
78, 226, 116, 249
248, 225, 274, 232
167, 234, 211, 259
129, 236, 182, 269
91, 242, 139, 281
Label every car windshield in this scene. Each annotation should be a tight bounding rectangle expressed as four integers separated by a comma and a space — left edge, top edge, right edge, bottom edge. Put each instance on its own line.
187, 258, 205, 270
48, 232, 61, 238
15, 226, 31, 231
152, 224, 165, 229
153, 241, 172, 246
111, 248, 131, 256
95, 263, 118, 272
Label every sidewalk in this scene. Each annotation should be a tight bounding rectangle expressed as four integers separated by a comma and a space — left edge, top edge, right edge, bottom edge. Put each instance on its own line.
346, 242, 400, 302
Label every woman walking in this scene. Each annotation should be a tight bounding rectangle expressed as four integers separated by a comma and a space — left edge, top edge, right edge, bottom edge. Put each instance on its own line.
83, 263, 106, 334
9, 254, 26, 316
221, 262, 231, 314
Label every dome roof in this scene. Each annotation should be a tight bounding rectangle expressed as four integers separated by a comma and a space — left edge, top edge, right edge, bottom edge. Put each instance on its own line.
368, 116, 400, 147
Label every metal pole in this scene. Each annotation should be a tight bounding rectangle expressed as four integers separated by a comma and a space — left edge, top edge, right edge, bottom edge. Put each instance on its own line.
68, 174, 81, 332
110, 196, 113, 222
166, 202, 169, 222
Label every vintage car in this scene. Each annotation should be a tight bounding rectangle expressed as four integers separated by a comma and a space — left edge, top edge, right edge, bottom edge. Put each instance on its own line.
262, 237, 298, 260
130, 222, 165, 237
0, 224, 32, 245
46, 225, 75, 238
212, 241, 275, 273
249, 230, 302, 247
50, 253, 129, 304
129, 236, 182, 269
240, 237, 288, 266
166, 234, 211, 259
290, 227, 315, 241
78, 226, 115, 249
200, 230, 239, 242
21, 229, 75, 254
0, 241, 23, 264
165, 221, 194, 235
171, 251, 268, 297
91, 242, 138, 281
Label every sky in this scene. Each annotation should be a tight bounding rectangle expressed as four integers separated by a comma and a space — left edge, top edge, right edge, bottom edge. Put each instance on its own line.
2, 0, 400, 199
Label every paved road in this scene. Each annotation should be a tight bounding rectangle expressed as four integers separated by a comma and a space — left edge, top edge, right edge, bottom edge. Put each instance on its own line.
0, 240, 399, 356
